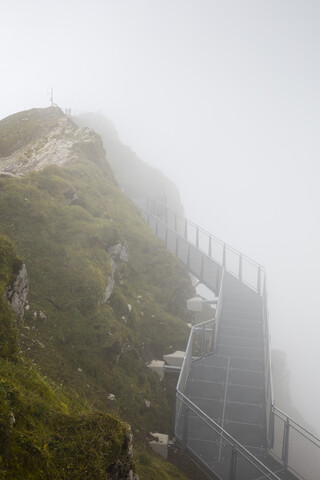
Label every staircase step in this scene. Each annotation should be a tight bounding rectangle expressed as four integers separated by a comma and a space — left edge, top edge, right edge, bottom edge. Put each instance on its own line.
222, 295, 262, 306
221, 307, 263, 318
189, 396, 224, 421
228, 369, 264, 387
220, 318, 264, 331
229, 356, 264, 371
226, 401, 266, 424
190, 364, 227, 383
187, 377, 225, 400
219, 334, 264, 349
217, 344, 264, 360
224, 420, 267, 448
220, 325, 263, 339
228, 383, 265, 404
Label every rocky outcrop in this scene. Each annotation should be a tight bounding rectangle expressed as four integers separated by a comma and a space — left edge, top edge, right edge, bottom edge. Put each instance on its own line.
107, 426, 139, 480
5, 264, 29, 319
102, 242, 129, 303
0, 107, 103, 177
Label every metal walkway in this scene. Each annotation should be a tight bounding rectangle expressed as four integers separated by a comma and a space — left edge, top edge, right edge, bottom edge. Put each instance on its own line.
138, 198, 320, 480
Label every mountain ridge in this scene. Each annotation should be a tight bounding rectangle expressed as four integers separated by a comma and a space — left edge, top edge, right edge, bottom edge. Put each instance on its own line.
0, 107, 194, 480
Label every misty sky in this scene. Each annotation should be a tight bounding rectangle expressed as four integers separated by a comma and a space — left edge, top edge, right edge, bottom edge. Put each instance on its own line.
1, 1, 320, 434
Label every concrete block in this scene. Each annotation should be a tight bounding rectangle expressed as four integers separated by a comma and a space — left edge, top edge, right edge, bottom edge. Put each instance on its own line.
149, 432, 169, 459
163, 350, 185, 367
147, 360, 164, 380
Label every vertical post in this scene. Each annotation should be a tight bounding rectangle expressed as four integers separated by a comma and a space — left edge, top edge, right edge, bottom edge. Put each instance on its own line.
165, 225, 168, 246
196, 226, 199, 248
200, 255, 204, 282
223, 243, 226, 268
184, 218, 188, 239
282, 418, 290, 469
175, 234, 179, 256
187, 244, 191, 267
174, 213, 178, 232
211, 321, 215, 354
201, 324, 205, 358
268, 405, 275, 450
181, 404, 190, 454
239, 254, 243, 281
229, 446, 238, 480
208, 235, 212, 258
257, 265, 261, 294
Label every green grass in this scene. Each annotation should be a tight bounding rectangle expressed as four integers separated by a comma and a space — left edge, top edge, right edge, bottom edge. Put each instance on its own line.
0, 108, 194, 479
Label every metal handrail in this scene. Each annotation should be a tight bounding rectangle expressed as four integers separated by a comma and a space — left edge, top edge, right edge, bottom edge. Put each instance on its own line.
177, 393, 282, 480
139, 199, 320, 479
143, 197, 265, 293
272, 407, 320, 443
262, 274, 275, 448
176, 318, 282, 480
145, 197, 266, 271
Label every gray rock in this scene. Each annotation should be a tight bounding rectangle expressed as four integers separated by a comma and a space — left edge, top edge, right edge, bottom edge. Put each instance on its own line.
102, 242, 129, 303
5, 264, 29, 320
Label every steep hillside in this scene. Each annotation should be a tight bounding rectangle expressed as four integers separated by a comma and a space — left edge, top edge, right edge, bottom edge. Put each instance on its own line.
74, 112, 184, 215
0, 107, 194, 479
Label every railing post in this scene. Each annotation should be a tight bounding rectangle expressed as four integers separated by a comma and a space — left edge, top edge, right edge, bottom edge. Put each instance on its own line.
174, 213, 178, 232
210, 322, 215, 354
257, 265, 261, 294
187, 244, 191, 267
165, 225, 168, 246
184, 219, 188, 239
208, 235, 212, 257
181, 404, 189, 454
229, 446, 238, 480
200, 255, 204, 282
239, 254, 243, 281
282, 417, 290, 469
196, 226, 199, 248
268, 405, 275, 449
223, 243, 226, 268
201, 324, 205, 358
175, 234, 179, 256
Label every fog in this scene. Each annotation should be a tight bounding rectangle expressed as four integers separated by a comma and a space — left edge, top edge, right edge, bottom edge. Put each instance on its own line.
1, 1, 319, 434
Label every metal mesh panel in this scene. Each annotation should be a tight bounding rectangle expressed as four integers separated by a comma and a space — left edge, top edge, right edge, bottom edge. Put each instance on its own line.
242, 259, 260, 292
176, 236, 190, 265
225, 247, 240, 277
271, 411, 285, 461
202, 256, 221, 293
287, 423, 320, 480
198, 229, 210, 253
188, 246, 204, 278
147, 215, 157, 234
210, 239, 224, 265
157, 221, 167, 241
166, 229, 178, 254
192, 322, 215, 357
186, 222, 198, 245
270, 409, 320, 480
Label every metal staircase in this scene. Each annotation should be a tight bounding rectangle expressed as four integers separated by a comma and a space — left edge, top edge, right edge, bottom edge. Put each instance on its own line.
137, 197, 320, 480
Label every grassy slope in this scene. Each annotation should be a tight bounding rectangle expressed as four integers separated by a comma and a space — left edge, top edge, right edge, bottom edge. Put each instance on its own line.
0, 108, 194, 479
0, 235, 133, 480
